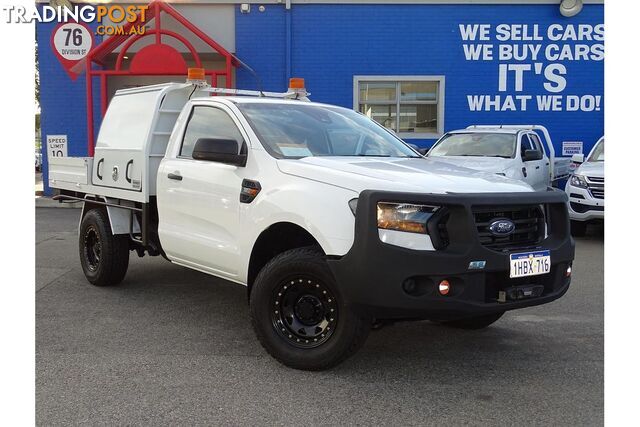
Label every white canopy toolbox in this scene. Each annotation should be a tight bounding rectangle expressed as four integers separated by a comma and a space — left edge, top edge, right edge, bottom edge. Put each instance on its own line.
49, 76, 311, 203
49, 82, 198, 203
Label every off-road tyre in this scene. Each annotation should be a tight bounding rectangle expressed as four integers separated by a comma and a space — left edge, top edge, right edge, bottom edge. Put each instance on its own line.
249, 247, 371, 371
79, 208, 130, 287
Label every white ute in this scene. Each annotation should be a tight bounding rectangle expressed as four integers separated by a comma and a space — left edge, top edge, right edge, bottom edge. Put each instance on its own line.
426, 125, 571, 191
49, 72, 575, 370
565, 136, 604, 236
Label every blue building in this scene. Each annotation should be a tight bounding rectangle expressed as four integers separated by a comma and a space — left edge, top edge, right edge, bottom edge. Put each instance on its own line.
37, 0, 604, 195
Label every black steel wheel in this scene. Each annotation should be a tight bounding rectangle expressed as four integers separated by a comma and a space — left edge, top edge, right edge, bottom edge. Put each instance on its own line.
250, 247, 371, 371
271, 276, 339, 349
79, 208, 130, 287
83, 225, 102, 272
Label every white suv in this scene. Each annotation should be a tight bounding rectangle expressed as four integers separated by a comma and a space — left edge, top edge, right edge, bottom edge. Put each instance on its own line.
565, 137, 604, 236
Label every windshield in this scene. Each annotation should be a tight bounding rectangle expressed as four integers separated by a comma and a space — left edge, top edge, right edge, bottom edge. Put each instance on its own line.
236, 102, 420, 159
588, 138, 604, 162
428, 133, 516, 158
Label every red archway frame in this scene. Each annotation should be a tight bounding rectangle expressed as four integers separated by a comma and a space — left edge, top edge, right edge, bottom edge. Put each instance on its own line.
83, 0, 236, 156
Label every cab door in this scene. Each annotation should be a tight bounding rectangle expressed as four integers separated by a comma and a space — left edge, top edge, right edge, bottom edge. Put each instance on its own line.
157, 103, 248, 280
520, 133, 547, 190
528, 132, 550, 186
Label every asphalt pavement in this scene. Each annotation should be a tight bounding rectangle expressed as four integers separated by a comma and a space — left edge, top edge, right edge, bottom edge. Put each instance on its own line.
36, 207, 604, 426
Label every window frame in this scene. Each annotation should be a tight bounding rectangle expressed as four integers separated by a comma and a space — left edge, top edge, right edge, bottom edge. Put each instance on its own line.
520, 132, 544, 161
520, 132, 544, 162
353, 75, 445, 139
177, 104, 245, 161
519, 133, 533, 159
527, 132, 546, 156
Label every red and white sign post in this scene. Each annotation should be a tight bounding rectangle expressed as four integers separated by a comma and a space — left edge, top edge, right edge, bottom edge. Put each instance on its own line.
50, 22, 93, 80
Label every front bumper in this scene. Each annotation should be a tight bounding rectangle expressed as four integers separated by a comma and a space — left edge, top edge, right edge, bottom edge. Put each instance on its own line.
327, 189, 575, 321
566, 184, 604, 222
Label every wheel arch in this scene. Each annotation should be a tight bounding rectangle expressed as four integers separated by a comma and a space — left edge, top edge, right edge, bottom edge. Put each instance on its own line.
79, 196, 107, 234
247, 222, 324, 297
79, 195, 140, 236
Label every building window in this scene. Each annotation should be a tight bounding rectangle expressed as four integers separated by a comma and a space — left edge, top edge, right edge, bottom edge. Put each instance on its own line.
354, 76, 445, 138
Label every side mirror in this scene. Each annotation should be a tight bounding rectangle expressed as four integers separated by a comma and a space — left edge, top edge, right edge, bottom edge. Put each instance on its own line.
192, 138, 247, 166
522, 149, 543, 162
571, 153, 585, 164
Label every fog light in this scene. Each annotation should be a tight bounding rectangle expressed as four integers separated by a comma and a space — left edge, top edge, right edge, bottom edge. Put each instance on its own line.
438, 280, 451, 296
566, 265, 572, 277
402, 278, 417, 294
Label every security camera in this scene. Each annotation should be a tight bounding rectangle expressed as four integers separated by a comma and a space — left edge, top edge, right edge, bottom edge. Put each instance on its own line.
560, 0, 583, 17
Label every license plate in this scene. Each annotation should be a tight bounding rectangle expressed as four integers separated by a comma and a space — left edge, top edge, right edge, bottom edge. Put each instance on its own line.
509, 250, 551, 278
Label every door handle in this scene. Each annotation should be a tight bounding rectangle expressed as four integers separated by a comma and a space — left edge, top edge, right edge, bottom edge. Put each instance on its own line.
96, 158, 104, 180
522, 167, 527, 178
125, 159, 133, 183
535, 166, 541, 170
167, 172, 182, 181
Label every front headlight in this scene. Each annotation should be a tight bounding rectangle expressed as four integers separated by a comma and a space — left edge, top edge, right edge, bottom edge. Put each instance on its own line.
570, 174, 588, 189
377, 202, 439, 234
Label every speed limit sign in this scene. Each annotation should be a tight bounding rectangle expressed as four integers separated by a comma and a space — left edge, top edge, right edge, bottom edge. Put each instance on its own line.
51, 22, 93, 80
47, 135, 68, 159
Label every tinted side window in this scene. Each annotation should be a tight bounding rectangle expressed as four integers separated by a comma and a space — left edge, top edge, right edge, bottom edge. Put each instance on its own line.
520, 134, 533, 158
180, 106, 244, 158
528, 133, 544, 156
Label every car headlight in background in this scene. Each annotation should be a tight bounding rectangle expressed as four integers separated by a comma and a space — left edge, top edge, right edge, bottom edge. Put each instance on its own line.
570, 174, 588, 189
377, 202, 439, 234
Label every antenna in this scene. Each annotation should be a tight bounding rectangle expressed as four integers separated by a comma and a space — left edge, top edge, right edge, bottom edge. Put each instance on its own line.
231, 54, 264, 96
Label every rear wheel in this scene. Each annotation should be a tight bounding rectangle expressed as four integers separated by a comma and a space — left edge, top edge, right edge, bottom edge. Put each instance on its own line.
79, 208, 130, 287
570, 220, 587, 237
249, 248, 371, 371
441, 311, 504, 330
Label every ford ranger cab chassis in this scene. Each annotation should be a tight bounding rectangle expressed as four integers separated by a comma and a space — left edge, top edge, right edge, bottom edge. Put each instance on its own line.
426, 125, 572, 191
50, 76, 575, 370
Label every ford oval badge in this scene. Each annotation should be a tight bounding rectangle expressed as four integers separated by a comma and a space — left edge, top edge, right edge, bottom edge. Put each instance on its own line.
488, 219, 515, 236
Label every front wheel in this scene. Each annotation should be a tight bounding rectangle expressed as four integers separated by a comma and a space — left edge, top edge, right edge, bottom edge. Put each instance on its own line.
441, 311, 505, 330
79, 208, 130, 287
249, 248, 371, 371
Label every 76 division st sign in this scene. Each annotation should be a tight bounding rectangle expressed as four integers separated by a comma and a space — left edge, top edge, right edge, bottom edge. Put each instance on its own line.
50, 22, 93, 80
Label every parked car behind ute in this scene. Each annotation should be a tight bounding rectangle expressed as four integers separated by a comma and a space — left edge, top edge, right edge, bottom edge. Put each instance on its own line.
426, 126, 571, 191
565, 136, 604, 236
